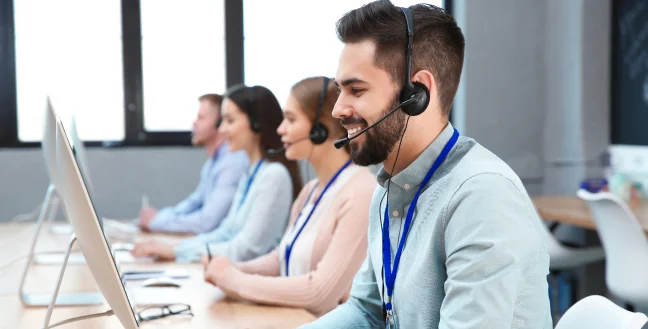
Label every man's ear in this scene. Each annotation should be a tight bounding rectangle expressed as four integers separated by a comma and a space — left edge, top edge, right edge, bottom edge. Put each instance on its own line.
411, 70, 435, 97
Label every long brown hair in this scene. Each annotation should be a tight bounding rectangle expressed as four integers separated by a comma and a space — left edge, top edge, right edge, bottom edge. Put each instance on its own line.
224, 84, 303, 200
289, 76, 349, 154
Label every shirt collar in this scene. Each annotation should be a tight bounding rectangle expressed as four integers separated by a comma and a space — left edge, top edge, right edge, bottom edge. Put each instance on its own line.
213, 142, 229, 160
377, 122, 455, 190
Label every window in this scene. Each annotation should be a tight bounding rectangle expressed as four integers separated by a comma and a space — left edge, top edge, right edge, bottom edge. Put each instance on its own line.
2, 0, 451, 147
13, 0, 124, 142
140, 0, 226, 132
243, 0, 445, 107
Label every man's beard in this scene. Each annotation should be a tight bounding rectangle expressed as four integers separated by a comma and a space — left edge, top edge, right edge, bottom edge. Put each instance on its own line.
346, 93, 407, 167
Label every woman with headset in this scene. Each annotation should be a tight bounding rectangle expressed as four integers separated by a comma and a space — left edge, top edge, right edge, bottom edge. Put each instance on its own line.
132, 85, 302, 263
202, 76, 376, 317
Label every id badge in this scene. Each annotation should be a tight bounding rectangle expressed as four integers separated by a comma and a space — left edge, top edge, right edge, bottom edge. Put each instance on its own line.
385, 310, 398, 329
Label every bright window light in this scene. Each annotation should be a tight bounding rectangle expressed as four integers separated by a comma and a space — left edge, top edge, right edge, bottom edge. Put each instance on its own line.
140, 0, 226, 132
14, 0, 124, 142
243, 0, 445, 107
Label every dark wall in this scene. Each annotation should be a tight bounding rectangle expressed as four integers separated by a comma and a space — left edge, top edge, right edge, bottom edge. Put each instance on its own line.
612, 0, 648, 145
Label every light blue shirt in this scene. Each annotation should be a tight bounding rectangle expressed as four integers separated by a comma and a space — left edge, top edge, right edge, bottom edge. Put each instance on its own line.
300, 123, 552, 329
174, 161, 294, 263
148, 143, 249, 234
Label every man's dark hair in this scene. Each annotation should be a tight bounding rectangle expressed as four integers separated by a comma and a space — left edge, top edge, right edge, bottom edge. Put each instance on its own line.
336, 1, 465, 115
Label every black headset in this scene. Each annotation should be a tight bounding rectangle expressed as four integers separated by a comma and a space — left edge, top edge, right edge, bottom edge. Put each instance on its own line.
214, 95, 224, 128
398, 6, 430, 117
247, 86, 262, 132
214, 86, 262, 131
309, 77, 330, 145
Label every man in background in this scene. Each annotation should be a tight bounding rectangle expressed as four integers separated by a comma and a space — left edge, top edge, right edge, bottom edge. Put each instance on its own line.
138, 94, 248, 234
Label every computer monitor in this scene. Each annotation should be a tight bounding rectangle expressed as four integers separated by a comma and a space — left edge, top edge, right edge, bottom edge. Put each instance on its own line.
19, 98, 101, 305
54, 117, 139, 328
30, 100, 87, 265
65, 116, 102, 230
49, 115, 97, 234
69, 116, 94, 197
51, 115, 137, 238
42, 98, 59, 187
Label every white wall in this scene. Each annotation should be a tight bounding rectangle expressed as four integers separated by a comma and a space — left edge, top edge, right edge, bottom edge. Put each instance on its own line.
454, 0, 546, 195
0, 147, 206, 222
543, 0, 611, 195
0, 147, 319, 222
454, 0, 611, 196
0, 147, 316, 222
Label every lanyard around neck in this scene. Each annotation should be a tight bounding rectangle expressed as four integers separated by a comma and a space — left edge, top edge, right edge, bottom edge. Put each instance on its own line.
382, 128, 459, 313
284, 159, 353, 276
238, 159, 264, 210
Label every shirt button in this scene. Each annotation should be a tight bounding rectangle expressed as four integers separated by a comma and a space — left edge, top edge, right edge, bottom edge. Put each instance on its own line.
404, 184, 410, 190
392, 210, 399, 217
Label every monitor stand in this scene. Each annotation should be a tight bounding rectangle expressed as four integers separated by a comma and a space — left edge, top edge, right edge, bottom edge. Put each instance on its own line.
48, 208, 74, 235
49, 224, 74, 235
40, 235, 113, 329
19, 185, 100, 307
28, 184, 87, 266
33, 253, 86, 266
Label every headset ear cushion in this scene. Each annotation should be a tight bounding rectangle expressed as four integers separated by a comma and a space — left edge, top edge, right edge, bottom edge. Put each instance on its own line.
401, 81, 430, 116
216, 117, 222, 129
251, 121, 261, 132
309, 123, 329, 145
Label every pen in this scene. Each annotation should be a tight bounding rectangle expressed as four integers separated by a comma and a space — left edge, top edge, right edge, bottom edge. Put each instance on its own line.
206, 243, 212, 261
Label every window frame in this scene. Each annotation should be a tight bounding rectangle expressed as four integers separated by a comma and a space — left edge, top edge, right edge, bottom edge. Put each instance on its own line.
0, 0, 451, 148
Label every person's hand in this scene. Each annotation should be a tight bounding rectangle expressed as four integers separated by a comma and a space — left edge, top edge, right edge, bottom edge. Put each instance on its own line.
201, 254, 210, 270
204, 256, 234, 286
138, 207, 158, 229
130, 240, 175, 261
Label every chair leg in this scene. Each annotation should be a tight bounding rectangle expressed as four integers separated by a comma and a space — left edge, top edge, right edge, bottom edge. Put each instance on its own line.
553, 271, 569, 315
569, 272, 578, 307
548, 271, 559, 316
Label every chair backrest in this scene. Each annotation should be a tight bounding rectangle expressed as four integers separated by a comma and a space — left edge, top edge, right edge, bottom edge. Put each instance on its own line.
533, 201, 604, 270
539, 219, 575, 268
577, 189, 648, 300
556, 295, 647, 329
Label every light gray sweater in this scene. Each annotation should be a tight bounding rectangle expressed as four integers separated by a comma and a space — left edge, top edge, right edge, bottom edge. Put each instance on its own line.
300, 123, 552, 329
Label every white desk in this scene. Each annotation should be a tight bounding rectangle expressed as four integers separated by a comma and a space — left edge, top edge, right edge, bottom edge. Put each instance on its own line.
0, 222, 316, 328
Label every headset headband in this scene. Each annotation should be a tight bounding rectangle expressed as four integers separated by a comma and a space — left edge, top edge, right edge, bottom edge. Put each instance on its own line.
400, 7, 415, 90
314, 77, 329, 126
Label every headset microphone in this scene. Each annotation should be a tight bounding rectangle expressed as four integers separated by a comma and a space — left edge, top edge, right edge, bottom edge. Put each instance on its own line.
333, 97, 417, 149
267, 135, 315, 155
269, 77, 332, 155
266, 148, 286, 155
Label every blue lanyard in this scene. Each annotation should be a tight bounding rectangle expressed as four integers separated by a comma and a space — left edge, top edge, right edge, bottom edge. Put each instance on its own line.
238, 159, 264, 210
382, 129, 459, 313
284, 159, 353, 276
